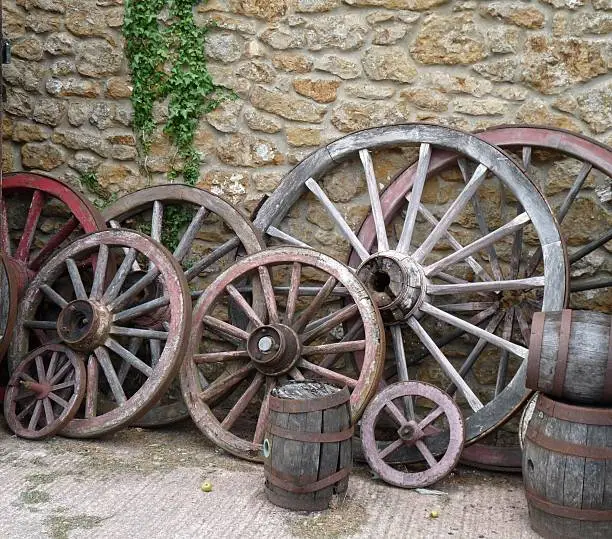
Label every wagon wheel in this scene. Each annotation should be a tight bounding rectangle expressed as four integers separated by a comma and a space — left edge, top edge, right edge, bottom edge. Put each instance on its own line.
10, 229, 191, 437
252, 124, 566, 457
103, 185, 264, 426
180, 246, 385, 462
361, 381, 464, 488
0, 172, 106, 309
4, 344, 86, 439
480, 125, 611, 313
0, 252, 18, 361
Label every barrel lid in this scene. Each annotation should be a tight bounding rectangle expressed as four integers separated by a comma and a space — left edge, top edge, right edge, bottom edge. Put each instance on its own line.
269, 381, 350, 413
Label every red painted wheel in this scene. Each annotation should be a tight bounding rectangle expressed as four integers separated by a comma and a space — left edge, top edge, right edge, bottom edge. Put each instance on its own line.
0, 172, 106, 305
0, 252, 18, 361
181, 246, 385, 462
4, 344, 86, 439
10, 229, 191, 437
361, 381, 464, 488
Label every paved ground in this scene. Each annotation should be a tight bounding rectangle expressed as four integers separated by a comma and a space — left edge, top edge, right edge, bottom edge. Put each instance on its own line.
0, 418, 537, 539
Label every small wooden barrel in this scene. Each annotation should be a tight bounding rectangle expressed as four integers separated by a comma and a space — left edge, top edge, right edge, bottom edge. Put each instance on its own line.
526, 309, 612, 404
263, 381, 353, 511
522, 393, 612, 539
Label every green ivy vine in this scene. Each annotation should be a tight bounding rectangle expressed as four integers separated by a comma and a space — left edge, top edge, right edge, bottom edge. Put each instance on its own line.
123, 0, 231, 185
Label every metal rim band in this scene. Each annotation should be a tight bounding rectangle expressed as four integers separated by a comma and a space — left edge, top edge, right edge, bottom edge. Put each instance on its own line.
526, 425, 612, 460
269, 386, 350, 413
266, 467, 351, 494
267, 424, 354, 443
525, 488, 612, 522
551, 309, 573, 398
526, 311, 546, 390
536, 393, 612, 425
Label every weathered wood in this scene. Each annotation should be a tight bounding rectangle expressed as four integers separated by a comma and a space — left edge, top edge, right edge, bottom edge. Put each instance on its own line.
264, 382, 352, 511
523, 393, 612, 539
526, 310, 612, 404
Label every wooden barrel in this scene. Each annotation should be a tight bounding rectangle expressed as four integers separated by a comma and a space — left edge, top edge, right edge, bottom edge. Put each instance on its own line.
263, 381, 353, 511
526, 309, 612, 404
522, 393, 612, 539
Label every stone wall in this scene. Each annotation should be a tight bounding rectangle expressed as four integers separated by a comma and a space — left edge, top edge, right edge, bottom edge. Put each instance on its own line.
2, 0, 611, 209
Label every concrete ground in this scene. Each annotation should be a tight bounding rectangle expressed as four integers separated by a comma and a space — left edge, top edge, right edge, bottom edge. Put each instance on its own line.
0, 418, 538, 539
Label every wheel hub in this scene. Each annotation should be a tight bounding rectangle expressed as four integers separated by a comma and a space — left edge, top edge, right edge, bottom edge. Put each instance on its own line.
247, 324, 301, 376
357, 251, 426, 322
57, 299, 111, 352
397, 420, 424, 442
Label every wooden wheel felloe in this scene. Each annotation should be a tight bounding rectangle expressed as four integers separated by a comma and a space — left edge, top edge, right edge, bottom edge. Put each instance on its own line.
252, 124, 567, 455
0, 252, 18, 362
104, 184, 264, 427
0, 172, 106, 300
4, 344, 86, 439
181, 246, 385, 462
10, 229, 191, 438
361, 381, 464, 488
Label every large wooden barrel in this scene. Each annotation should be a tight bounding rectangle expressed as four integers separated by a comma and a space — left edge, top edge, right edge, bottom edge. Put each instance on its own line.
526, 309, 612, 404
263, 381, 353, 511
522, 393, 612, 539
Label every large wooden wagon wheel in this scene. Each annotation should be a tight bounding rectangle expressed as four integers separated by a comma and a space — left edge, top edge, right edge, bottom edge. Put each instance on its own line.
180, 246, 385, 462
252, 124, 567, 459
10, 229, 191, 437
4, 344, 86, 439
479, 125, 611, 313
0, 252, 18, 361
103, 184, 264, 426
361, 381, 464, 488
0, 172, 106, 310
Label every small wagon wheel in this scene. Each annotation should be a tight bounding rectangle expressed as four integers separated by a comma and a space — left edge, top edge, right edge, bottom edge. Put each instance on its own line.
103, 184, 264, 426
252, 124, 566, 455
10, 229, 191, 437
4, 344, 86, 439
479, 125, 611, 312
361, 381, 464, 488
181, 246, 385, 462
0, 252, 18, 361
0, 172, 106, 309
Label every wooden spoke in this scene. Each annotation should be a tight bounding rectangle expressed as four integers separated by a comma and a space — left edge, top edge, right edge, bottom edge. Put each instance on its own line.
108, 267, 161, 312
391, 325, 416, 421
40, 284, 68, 308
150, 339, 161, 367
458, 158, 503, 281
23, 320, 57, 330
266, 225, 313, 248
43, 397, 55, 426
302, 340, 366, 356
297, 359, 358, 388
289, 367, 306, 381
48, 392, 69, 409
253, 378, 276, 444
515, 306, 532, 345
29, 216, 80, 271
415, 440, 438, 468
221, 373, 265, 430
16, 399, 37, 421
285, 262, 301, 325
378, 438, 405, 460
49, 360, 72, 385
46, 351, 59, 379
292, 276, 337, 333
15, 189, 45, 261
413, 197, 492, 282
173, 205, 209, 262
413, 164, 488, 263
112, 296, 170, 323
101, 247, 138, 303
417, 406, 444, 431
35, 355, 46, 383
198, 363, 255, 404
407, 317, 484, 412
301, 303, 359, 344
185, 236, 242, 281
319, 321, 364, 369
428, 276, 545, 295
66, 258, 88, 299
420, 302, 528, 359
104, 338, 154, 377
150, 200, 163, 243
194, 350, 250, 364
109, 326, 169, 340
28, 401, 43, 431
383, 400, 408, 427
95, 347, 127, 406
360, 148, 389, 251
203, 315, 250, 343
425, 212, 530, 277
90, 244, 109, 301
397, 143, 432, 254
495, 308, 514, 396
305, 177, 369, 260
258, 266, 279, 324
569, 228, 612, 264
436, 302, 496, 312
558, 162, 592, 222
51, 380, 76, 392
226, 284, 263, 328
